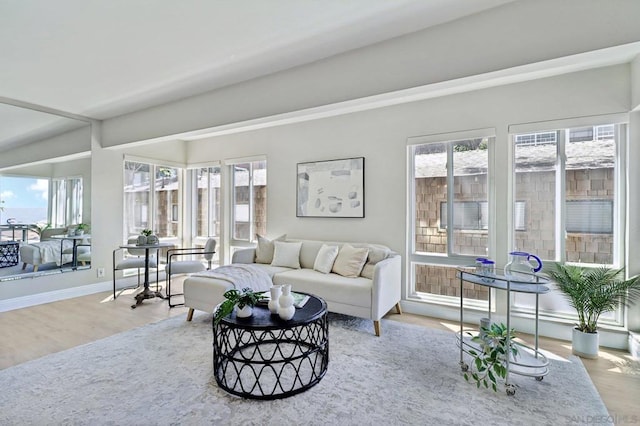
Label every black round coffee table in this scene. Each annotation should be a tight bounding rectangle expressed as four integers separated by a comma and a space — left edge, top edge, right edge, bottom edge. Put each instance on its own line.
212, 292, 329, 400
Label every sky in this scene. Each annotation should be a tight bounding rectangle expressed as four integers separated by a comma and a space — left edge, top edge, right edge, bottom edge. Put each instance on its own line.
0, 176, 49, 224
0, 176, 48, 208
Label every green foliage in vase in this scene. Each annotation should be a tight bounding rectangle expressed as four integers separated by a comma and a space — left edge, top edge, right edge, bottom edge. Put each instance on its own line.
140, 228, 153, 236
213, 288, 266, 325
547, 263, 640, 334
464, 322, 518, 392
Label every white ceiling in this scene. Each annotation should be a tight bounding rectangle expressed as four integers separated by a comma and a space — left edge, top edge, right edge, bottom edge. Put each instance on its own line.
0, 0, 513, 150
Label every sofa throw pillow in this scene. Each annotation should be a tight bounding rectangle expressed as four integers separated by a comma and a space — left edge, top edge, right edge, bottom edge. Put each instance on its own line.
332, 244, 369, 278
360, 247, 392, 279
255, 234, 286, 264
271, 241, 302, 269
313, 244, 339, 274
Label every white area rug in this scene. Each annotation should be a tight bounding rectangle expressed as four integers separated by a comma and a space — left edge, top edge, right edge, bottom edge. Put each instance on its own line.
0, 312, 608, 425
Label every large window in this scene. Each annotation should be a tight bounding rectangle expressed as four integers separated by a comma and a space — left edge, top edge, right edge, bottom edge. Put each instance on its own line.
231, 160, 266, 243
409, 134, 494, 303
50, 177, 83, 228
512, 124, 620, 265
0, 176, 49, 241
124, 160, 182, 240
194, 166, 221, 238
512, 122, 624, 322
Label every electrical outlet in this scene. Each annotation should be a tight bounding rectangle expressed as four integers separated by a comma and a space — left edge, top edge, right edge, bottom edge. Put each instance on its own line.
97, 268, 105, 278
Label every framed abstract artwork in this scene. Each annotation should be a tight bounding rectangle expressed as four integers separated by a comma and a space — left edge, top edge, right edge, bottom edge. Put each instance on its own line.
296, 157, 365, 218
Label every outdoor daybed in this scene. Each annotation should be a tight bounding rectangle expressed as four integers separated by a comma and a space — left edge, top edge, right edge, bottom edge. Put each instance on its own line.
18, 228, 78, 271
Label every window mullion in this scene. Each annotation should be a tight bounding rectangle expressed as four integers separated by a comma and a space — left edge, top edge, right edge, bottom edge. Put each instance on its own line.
446, 145, 454, 255
556, 130, 566, 262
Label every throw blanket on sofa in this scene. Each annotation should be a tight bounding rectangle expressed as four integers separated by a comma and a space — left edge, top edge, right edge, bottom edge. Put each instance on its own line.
36, 240, 74, 266
191, 264, 272, 292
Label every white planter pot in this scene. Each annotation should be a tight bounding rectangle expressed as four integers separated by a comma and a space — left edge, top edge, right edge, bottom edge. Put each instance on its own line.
572, 328, 599, 359
236, 305, 253, 318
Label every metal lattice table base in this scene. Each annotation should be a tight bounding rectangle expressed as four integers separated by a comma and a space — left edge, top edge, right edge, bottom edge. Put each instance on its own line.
0, 242, 19, 268
213, 296, 329, 400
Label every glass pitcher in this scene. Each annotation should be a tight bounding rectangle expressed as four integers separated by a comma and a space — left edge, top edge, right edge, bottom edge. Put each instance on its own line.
504, 251, 542, 282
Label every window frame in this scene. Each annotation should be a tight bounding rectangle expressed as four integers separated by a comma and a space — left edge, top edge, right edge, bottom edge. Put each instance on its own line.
509, 120, 627, 327
226, 157, 267, 249
123, 157, 183, 244
407, 129, 495, 309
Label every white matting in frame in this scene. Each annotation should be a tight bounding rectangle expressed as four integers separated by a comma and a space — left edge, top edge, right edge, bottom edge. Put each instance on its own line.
297, 157, 364, 218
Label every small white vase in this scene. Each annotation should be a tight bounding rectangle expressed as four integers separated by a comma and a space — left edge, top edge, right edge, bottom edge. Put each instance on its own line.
278, 284, 295, 320
236, 305, 253, 318
268, 285, 282, 314
137, 235, 147, 246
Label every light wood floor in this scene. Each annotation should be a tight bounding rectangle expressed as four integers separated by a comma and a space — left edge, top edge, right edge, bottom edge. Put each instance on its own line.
1, 287, 638, 419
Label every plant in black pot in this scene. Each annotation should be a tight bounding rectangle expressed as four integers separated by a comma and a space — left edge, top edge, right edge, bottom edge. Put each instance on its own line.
214, 288, 266, 324
547, 263, 640, 358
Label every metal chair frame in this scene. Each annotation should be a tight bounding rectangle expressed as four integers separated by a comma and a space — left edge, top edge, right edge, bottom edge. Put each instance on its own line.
166, 246, 215, 308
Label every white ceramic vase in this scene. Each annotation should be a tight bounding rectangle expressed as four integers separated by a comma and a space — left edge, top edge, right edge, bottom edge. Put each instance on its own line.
236, 305, 253, 318
278, 284, 295, 320
268, 285, 282, 314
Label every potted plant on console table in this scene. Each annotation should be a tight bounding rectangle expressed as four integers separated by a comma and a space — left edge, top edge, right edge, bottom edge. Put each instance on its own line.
214, 288, 266, 324
547, 263, 640, 359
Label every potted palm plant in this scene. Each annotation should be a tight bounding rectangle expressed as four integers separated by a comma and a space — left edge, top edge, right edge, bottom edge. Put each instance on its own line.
214, 288, 266, 324
547, 263, 640, 358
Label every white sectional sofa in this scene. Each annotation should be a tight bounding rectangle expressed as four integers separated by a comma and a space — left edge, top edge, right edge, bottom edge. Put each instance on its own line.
183, 238, 402, 335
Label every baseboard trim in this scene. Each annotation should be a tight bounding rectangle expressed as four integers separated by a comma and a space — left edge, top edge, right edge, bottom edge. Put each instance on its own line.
0, 281, 112, 313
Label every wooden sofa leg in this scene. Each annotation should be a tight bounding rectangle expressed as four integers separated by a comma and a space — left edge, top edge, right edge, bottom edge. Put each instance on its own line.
374, 320, 381, 337
186, 308, 194, 322
395, 302, 403, 315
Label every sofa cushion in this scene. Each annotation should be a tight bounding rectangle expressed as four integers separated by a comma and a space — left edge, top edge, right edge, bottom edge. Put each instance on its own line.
313, 244, 339, 274
298, 240, 325, 269
272, 268, 372, 308
332, 244, 369, 277
360, 247, 393, 279
255, 234, 286, 264
243, 263, 293, 278
271, 241, 302, 269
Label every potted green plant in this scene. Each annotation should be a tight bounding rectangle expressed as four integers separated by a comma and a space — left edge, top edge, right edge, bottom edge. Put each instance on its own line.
75, 223, 88, 236
138, 229, 153, 245
214, 288, 266, 324
463, 322, 519, 392
547, 263, 640, 358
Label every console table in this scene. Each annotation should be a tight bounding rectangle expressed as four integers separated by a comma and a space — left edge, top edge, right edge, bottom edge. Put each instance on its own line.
456, 266, 551, 395
212, 293, 329, 400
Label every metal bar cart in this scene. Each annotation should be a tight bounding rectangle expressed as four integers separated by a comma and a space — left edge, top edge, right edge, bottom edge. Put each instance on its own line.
456, 266, 551, 395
